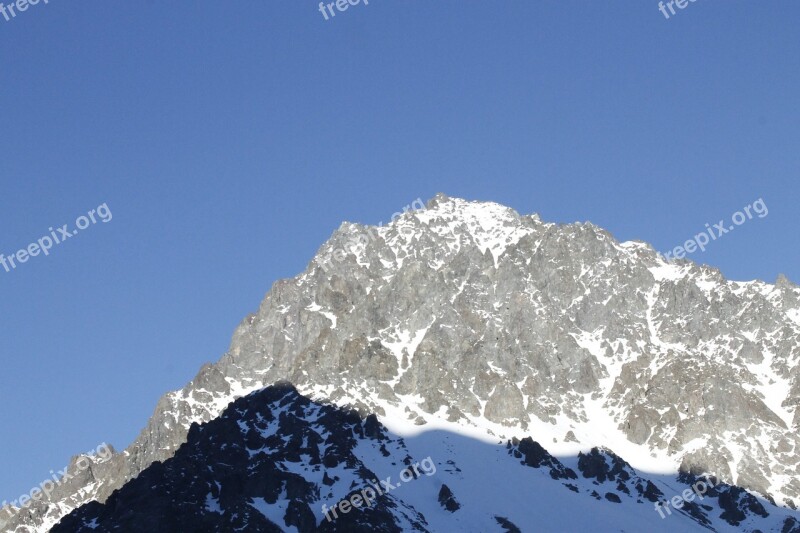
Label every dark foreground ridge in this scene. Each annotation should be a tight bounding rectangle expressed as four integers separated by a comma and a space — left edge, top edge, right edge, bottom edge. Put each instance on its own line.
51, 384, 800, 533
53, 383, 424, 533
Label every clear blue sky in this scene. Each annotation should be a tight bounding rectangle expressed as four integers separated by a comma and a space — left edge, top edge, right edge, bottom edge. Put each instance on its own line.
1, 1, 798, 502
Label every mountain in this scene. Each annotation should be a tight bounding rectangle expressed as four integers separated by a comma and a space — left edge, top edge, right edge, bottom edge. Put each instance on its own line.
3, 194, 799, 532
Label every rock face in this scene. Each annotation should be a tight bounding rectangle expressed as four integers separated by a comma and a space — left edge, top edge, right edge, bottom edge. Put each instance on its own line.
437, 485, 460, 512
3, 194, 800, 532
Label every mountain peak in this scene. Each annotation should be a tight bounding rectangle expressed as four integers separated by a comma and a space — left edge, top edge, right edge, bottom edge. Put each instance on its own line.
5, 196, 800, 533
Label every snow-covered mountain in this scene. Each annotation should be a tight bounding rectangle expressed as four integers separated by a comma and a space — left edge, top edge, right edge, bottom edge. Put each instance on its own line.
3, 194, 799, 532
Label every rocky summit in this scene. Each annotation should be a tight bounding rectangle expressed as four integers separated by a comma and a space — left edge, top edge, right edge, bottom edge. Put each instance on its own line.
3, 194, 800, 532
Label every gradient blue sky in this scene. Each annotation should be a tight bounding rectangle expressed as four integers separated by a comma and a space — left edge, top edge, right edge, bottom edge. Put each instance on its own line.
1, 1, 798, 502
